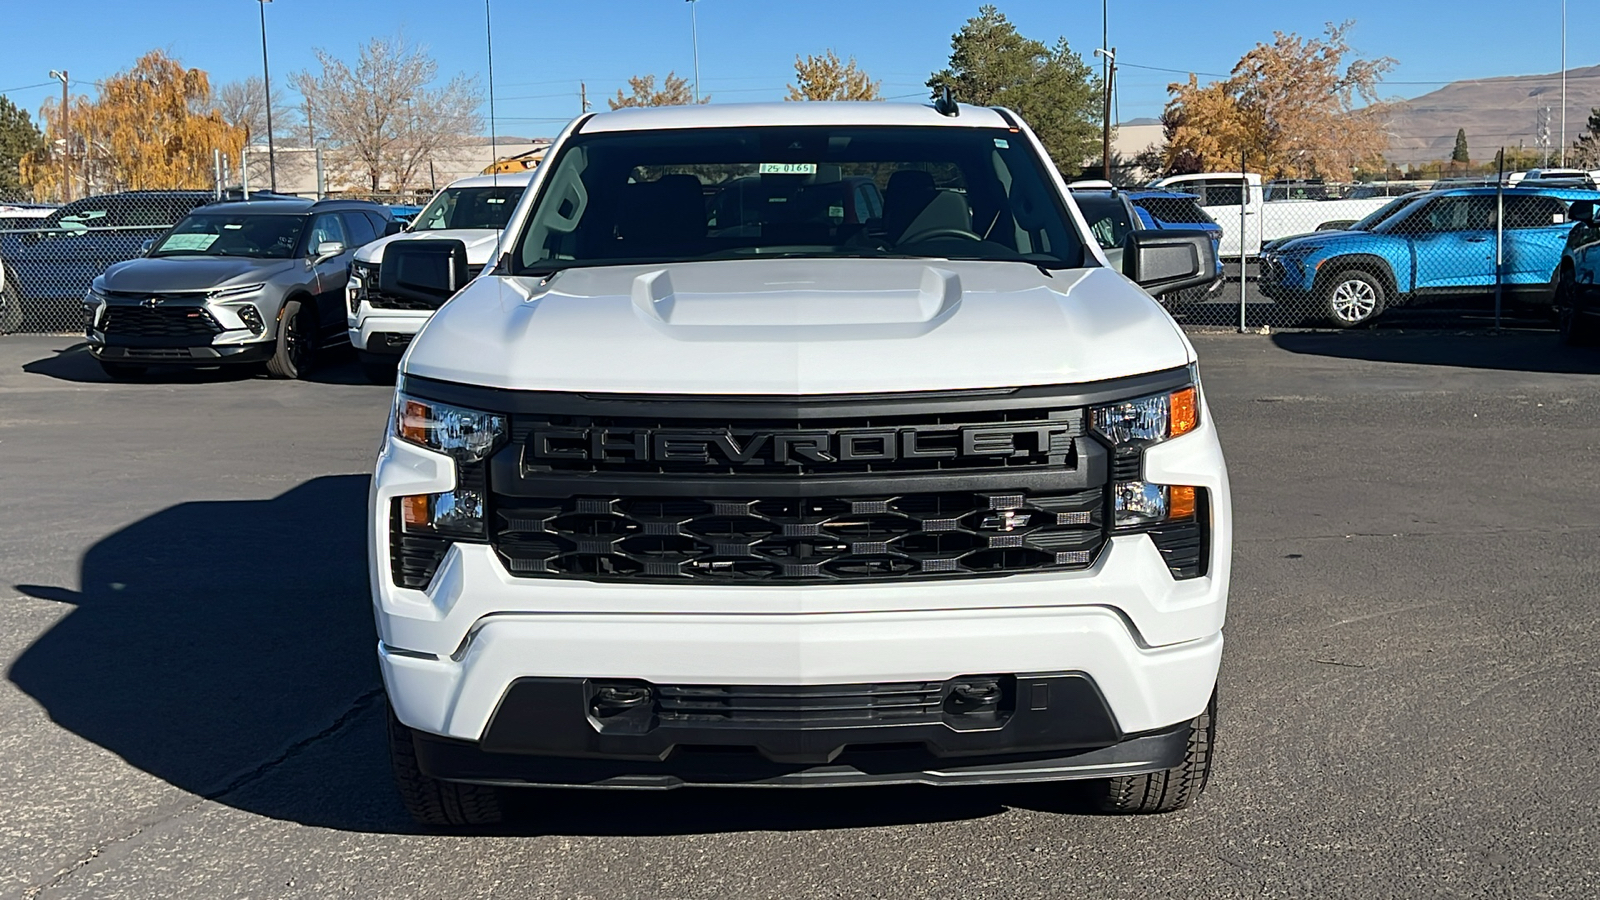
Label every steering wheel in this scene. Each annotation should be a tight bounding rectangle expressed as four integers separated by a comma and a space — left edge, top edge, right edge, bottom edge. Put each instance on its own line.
898, 226, 983, 245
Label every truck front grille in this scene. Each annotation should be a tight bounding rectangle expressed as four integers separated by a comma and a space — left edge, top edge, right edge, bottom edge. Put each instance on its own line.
489, 487, 1105, 583
368, 263, 482, 309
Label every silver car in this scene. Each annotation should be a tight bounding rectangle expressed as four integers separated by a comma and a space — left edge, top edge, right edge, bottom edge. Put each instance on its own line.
84, 198, 396, 380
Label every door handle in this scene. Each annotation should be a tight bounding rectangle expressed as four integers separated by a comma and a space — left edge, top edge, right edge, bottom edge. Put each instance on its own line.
1464, 236, 1490, 243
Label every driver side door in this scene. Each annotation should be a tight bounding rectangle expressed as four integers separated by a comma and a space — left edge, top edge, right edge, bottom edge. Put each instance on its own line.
304, 212, 351, 338
1409, 196, 1497, 290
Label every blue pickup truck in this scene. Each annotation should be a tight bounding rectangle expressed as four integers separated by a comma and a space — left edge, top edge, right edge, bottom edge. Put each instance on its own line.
1259, 186, 1600, 327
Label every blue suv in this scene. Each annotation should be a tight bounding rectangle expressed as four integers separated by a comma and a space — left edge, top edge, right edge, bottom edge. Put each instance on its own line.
1259, 186, 1600, 326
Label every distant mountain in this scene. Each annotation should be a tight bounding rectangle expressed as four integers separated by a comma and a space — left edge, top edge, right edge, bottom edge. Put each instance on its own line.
1384, 64, 1600, 166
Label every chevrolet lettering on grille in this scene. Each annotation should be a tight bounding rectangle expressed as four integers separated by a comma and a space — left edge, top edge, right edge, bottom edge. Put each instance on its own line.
528, 424, 1078, 467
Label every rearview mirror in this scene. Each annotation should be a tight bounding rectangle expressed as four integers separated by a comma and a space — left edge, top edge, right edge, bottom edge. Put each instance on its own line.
1569, 200, 1597, 225
379, 239, 470, 305
1122, 230, 1218, 297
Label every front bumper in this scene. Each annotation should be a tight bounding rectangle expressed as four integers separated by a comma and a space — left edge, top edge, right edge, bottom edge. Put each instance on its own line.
348, 304, 431, 353
89, 338, 275, 365
372, 393, 1230, 786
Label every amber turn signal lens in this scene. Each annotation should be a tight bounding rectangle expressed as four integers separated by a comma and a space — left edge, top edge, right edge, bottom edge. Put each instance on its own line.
1169, 485, 1198, 520
401, 494, 431, 529
1170, 387, 1198, 438
399, 399, 430, 444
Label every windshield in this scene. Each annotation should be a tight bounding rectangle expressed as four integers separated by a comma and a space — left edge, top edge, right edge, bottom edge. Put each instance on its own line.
1349, 196, 1419, 232
150, 213, 304, 258
511, 125, 1087, 274
412, 185, 525, 231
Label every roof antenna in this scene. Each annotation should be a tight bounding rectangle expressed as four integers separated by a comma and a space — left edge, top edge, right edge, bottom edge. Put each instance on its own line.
934, 85, 959, 117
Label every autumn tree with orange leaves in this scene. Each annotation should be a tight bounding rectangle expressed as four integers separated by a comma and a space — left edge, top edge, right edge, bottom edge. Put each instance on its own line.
1162, 22, 1393, 179
23, 51, 244, 199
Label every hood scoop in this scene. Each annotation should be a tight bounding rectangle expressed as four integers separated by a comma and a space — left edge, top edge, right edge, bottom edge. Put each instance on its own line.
631, 264, 962, 332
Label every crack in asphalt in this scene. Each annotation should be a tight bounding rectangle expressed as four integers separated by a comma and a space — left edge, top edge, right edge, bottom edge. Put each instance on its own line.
23, 688, 384, 899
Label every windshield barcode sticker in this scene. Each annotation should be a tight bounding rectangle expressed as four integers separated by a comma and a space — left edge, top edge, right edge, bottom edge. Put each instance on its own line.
759, 163, 817, 175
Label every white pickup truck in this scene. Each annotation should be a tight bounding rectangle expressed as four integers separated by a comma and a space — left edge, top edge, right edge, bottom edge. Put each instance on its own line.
1150, 173, 1395, 258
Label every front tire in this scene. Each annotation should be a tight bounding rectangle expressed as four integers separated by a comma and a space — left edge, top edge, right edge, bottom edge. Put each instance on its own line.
387, 705, 505, 827
265, 298, 317, 380
1557, 267, 1598, 346
1322, 269, 1385, 328
1090, 690, 1215, 814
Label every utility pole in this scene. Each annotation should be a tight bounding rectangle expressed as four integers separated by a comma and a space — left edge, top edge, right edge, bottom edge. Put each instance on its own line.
48, 70, 69, 202
1560, 0, 1567, 165
580, 81, 590, 113
1094, 48, 1116, 181
687, 0, 701, 104
257, 0, 277, 191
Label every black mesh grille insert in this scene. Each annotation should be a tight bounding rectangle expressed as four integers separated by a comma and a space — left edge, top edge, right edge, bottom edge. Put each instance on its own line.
491, 487, 1106, 583
102, 305, 222, 338
656, 682, 947, 727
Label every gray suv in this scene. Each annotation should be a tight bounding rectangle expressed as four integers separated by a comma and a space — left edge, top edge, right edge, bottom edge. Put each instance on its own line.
84, 198, 396, 380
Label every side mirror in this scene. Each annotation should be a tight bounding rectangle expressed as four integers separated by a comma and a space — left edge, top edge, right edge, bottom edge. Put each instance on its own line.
139, 238, 156, 256
1569, 200, 1597, 225
384, 220, 405, 236
314, 240, 346, 262
379, 239, 470, 305
1122, 230, 1218, 297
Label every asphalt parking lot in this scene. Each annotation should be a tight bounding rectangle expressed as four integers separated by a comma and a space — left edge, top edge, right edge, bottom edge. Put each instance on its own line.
4, 332, 1599, 899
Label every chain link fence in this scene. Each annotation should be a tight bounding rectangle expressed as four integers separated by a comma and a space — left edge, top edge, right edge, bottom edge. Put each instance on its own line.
5, 171, 1597, 335
0, 187, 433, 335
1141, 174, 1598, 330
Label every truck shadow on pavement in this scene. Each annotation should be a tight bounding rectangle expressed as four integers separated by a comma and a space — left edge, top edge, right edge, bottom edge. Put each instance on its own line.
1269, 330, 1600, 374
20, 341, 371, 385
8, 474, 1088, 834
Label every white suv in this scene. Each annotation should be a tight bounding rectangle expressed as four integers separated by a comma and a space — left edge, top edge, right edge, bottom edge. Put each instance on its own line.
370, 101, 1228, 826
346, 171, 534, 383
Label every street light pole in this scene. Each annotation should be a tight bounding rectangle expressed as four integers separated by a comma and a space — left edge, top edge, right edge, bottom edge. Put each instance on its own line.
257, 0, 277, 192
48, 70, 69, 202
687, 0, 700, 104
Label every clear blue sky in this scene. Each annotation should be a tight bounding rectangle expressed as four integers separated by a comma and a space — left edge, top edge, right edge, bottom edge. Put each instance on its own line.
2, 0, 1595, 136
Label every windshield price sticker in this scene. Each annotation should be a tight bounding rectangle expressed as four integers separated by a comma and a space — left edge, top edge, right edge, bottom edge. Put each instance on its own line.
759, 163, 817, 175
162, 234, 219, 251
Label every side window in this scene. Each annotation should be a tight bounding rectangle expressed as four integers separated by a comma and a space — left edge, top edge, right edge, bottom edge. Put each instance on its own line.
365, 212, 390, 236
306, 213, 347, 251
341, 211, 377, 246
1197, 180, 1244, 207
1504, 196, 1567, 229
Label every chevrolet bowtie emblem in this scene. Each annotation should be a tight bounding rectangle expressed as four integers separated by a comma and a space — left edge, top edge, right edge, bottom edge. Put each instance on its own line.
141, 297, 163, 309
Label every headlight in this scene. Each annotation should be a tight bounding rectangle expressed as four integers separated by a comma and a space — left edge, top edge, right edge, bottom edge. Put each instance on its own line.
209, 283, 266, 301
392, 393, 506, 542
393, 393, 507, 463
1091, 373, 1204, 532
1091, 382, 1198, 446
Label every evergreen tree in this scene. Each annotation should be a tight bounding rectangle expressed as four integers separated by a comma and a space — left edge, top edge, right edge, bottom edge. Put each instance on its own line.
1571, 109, 1600, 168
1451, 128, 1469, 164
0, 95, 44, 197
927, 6, 1101, 174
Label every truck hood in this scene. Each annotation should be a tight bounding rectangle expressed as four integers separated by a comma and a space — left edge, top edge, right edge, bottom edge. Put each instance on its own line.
355, 229, 505, 266
98, 256, 297, 294
404, 259, 1194, 395
1269, 229, 1384, 252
